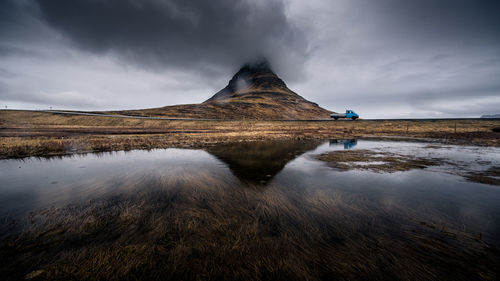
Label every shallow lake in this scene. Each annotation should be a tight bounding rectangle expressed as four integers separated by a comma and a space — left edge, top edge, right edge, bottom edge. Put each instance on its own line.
1, 140, 499, 280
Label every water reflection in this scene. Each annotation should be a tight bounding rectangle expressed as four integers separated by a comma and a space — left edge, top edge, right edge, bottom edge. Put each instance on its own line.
329, 139, 357, 149
205, 140, 322, 184
0, 140, 499, 280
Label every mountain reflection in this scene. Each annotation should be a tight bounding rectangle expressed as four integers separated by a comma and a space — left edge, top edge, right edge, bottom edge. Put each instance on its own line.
205, 140, 322, 184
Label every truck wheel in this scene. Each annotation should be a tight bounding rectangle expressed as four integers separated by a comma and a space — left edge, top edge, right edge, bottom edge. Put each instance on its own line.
352, 117, 358, 120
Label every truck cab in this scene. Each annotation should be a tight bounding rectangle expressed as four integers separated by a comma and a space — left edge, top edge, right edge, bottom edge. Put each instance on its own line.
345, 110, 359, 119
330, 110, 359, 120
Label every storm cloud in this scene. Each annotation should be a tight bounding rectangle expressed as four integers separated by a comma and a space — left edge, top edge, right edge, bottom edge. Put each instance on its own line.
1, 0, 500, 117
35, 0, 308, 78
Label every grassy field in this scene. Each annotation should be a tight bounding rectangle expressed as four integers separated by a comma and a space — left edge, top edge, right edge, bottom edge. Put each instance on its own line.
1, 110, 499, 158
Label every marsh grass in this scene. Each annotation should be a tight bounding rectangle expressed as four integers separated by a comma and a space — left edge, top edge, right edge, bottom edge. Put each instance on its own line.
1, 170, 499, 280
317, 149, 441, 172
1, 110, 500, 159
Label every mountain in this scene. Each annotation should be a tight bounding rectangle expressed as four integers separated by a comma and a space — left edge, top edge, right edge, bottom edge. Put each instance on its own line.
114, 59, 332, 120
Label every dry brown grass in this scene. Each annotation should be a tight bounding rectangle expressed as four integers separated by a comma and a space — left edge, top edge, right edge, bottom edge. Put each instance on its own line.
1, 172, 498, 280
1, 110, 499, 158
317, 149, 440, 172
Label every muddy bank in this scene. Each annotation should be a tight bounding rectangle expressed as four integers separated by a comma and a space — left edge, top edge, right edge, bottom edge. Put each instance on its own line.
316, 148, 500, 186
317, 149, 440, 172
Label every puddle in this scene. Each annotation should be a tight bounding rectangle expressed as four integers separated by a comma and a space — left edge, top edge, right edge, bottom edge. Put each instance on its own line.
0, 139, 499, 280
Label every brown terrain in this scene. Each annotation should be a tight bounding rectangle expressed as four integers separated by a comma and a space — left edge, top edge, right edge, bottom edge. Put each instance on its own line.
110, 60, 332, 120
0, 109, 499, 158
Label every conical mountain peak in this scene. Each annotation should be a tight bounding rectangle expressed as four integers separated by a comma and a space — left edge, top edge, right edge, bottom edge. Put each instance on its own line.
205, 59, 294, 103
122, 59, 332, 120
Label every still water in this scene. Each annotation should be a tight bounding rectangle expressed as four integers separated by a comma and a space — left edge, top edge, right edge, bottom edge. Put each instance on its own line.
1, 140, 499, 280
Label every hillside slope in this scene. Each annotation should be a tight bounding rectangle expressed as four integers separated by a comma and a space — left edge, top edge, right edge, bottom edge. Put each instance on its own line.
115, 60, 332, 120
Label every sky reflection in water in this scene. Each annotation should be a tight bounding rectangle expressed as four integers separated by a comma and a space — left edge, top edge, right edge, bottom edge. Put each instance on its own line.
1, 139, 499, 245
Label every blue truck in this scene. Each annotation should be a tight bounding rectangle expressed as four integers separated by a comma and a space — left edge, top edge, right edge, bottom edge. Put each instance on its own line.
329, 139, 358, 149
330, 110, 359, 120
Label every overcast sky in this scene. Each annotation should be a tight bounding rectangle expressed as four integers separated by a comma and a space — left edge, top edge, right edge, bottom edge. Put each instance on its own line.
1, 0, 499, 118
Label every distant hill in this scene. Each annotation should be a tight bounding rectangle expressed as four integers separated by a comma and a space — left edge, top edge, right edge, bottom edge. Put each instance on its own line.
481, 114, 500, 118
113, 60, 332, 120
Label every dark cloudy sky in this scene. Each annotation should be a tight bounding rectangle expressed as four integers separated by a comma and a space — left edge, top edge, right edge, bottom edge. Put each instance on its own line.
1, 0, 499, 118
